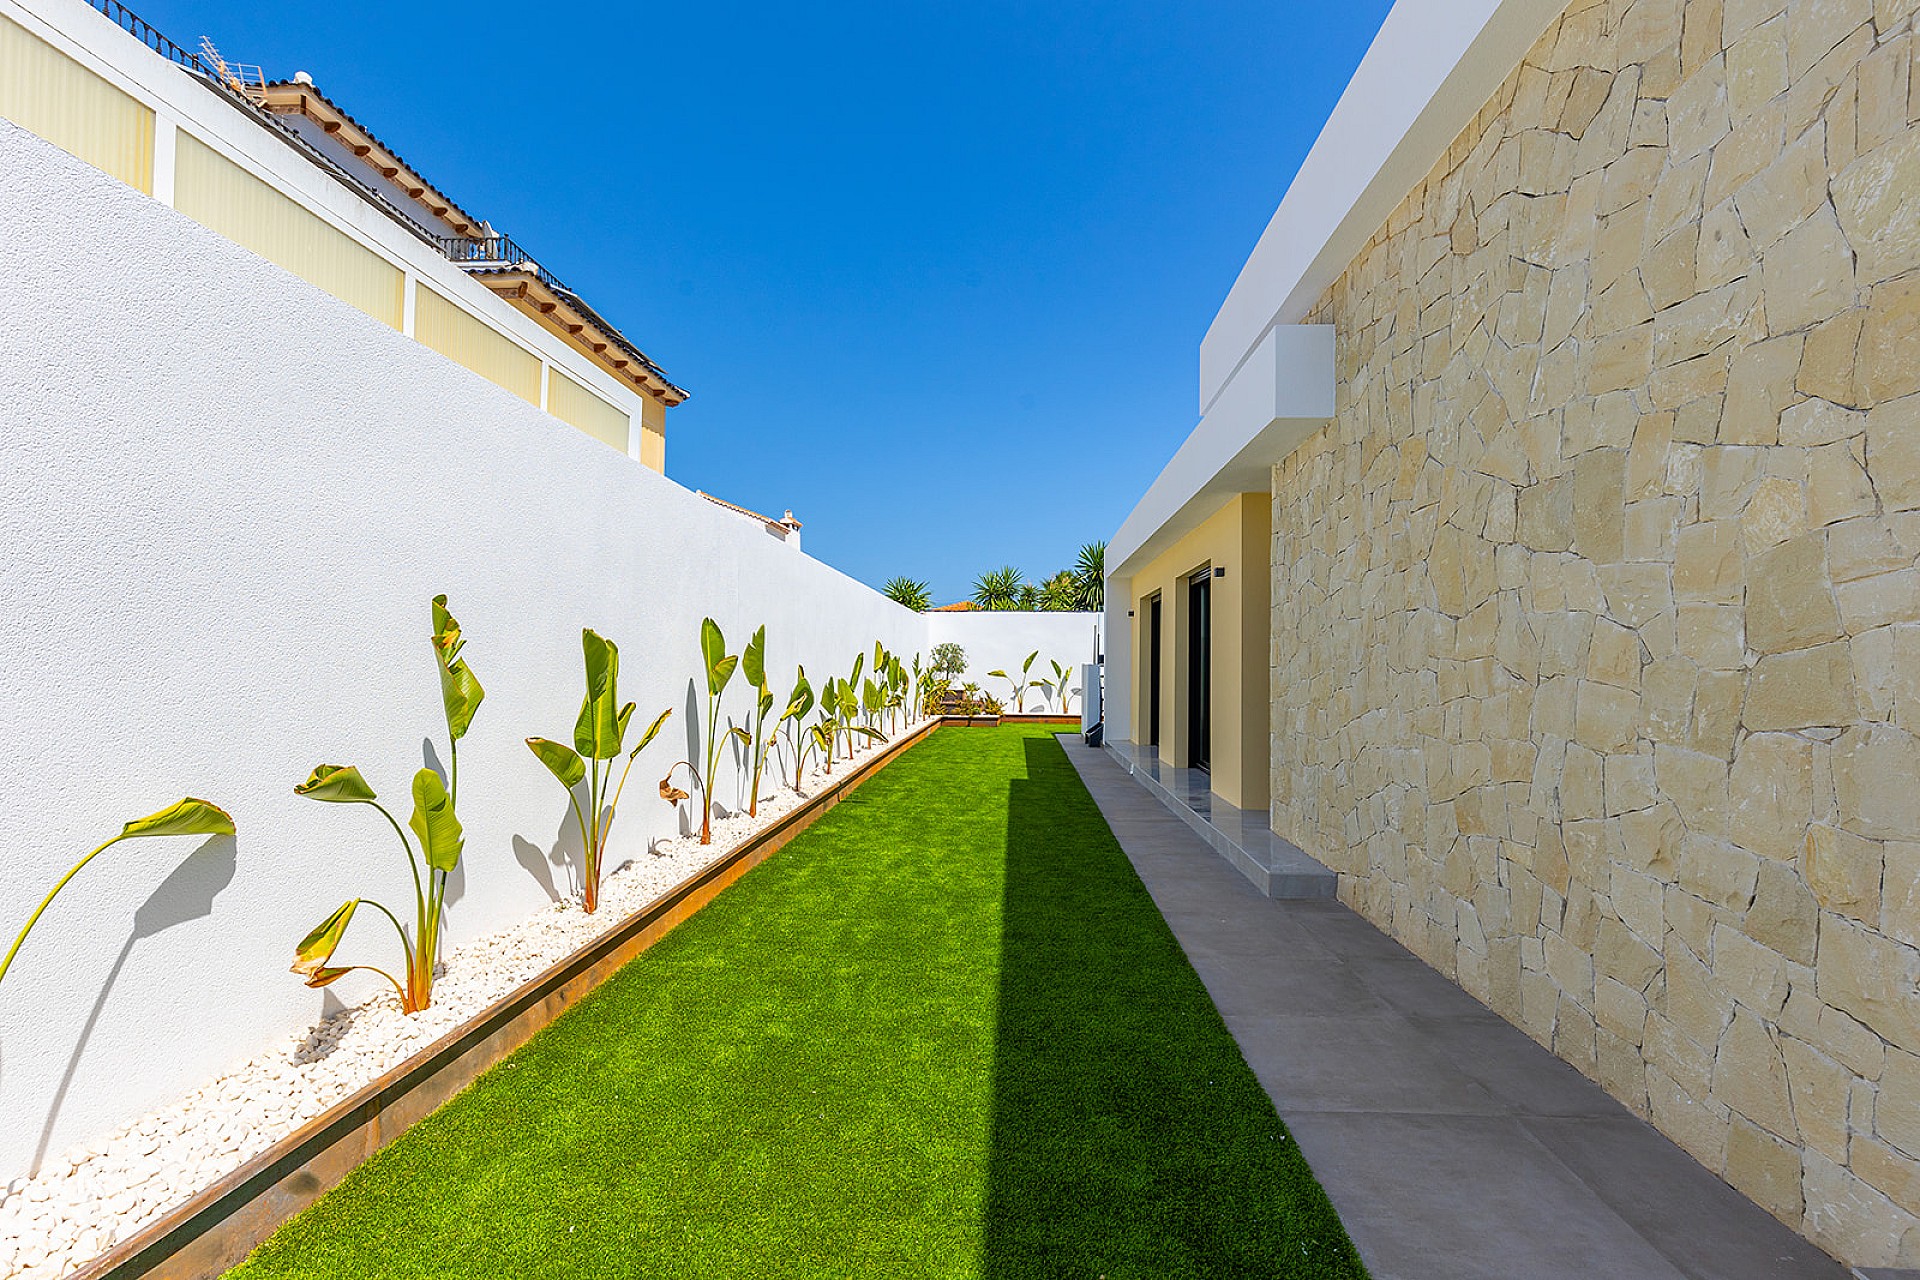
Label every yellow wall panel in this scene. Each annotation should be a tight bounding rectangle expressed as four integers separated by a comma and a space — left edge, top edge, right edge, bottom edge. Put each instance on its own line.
413, 285, 541, 404
174, 133, 402, 328
0, 14, 153, 192
547, 369, 631, 454
638, 393, 666, 473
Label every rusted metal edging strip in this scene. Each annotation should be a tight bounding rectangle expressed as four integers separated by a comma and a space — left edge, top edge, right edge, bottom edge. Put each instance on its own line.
75, 718, 944, 1280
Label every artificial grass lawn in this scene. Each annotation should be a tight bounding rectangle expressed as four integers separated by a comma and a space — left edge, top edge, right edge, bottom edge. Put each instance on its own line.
229, 725, 1365, 1279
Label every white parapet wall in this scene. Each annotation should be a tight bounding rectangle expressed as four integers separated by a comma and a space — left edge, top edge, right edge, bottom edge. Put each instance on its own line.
923, 612, 1103, 715
0, 118, 928, 1179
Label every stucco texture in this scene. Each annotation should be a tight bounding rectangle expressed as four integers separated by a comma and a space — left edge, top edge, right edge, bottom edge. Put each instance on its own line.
0, 120, 924, 1179
1270, 0, 1920, 1264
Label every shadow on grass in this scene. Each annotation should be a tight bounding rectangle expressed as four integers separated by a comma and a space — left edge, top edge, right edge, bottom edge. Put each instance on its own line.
981, 735, 1363, 1280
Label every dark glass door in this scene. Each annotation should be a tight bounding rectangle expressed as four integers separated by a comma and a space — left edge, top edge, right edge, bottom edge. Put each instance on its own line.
1188, 571, 1211, 771
1147, 595, 1162, 748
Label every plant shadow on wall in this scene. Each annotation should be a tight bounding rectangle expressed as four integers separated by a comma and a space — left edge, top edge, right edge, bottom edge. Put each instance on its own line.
22, 827, 238, 1174
982, 736, 1363, 1278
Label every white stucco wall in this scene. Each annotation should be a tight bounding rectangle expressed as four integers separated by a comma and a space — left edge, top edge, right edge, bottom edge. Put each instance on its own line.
923, 612, 1102, 714
0, 119, 924, 1179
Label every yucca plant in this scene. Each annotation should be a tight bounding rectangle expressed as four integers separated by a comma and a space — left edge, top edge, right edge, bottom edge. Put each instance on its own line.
988, 650, 1040, 713
881, 577, 932, 611
294, 595, 486, 1010
1, 799, 235, 992
290, 765, 462, 1013
1039, 658, 1077, 713
660, 618, 743, 845
527, 629, 672, 913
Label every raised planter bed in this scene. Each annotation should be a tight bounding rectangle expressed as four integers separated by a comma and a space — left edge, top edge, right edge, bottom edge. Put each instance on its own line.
66, 718, 943, 1280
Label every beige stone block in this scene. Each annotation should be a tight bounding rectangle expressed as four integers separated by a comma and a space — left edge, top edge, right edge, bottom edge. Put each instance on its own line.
1668, 882, 1726, 959
1882, 1049, 1920, 1160
1562, 740, 1606, 823
1805, 822, 1885, 923
1701, 445, 1766, 519
1839, 568, 1920, 634
1589, 323, 1654, 397
1746, 532, 1843, 652
1716, 1008, 1800, 1139
1675, 520, 1745, 601
1856, 1135, 1920, 1220
1745, 641, 1859, 729
1599, 563, 1674, 631
1649, 1063, 1735, 1171
1863, 276, 1920, 405
1748, 860, 1820, 965
1642, 657, 1699, 744
1668, 937, 1736, 1050
1655, 279, 1766, 369
1818, 912, 1920, 1055
1800, 310, 1865, 406
1741, 474, 1809, 551
1576, 680, 1641, 752
1596, 205, 1653, 296
1677, 602, 1747, 668
1592, 273, 1655, 337
1764, 205, 1861, 336
1724, 0, 1786, 41
1834, 132, 1920, 287
1692, 669, 1747, 754
1625, 496, 1681, 561
1868, 394, 1920, 512
1829, 515, 1920, 582
1588, 617, 1644, 688
1596, 974, 1651, 1043
1642, 226, 1700, 315
1518, 474, 1574, 552
1802, 1147, 1920, 1270
1833, 723, 1920, 840
1723, 333, 1806, 444
1728, 732, 1816, 862
1682, 832, 1763, 909
1626, 409, 1677, 499
1713, 920, 1791, 1014
1810, 439, 1878, 527
1880, 841, 1920, 950
1726, 15, 1789, 115
1782, 1035, 1853, 1160
1781, 396, 1867, 446
1736, 126, 1833, 250
1707, 96, 1788, 209
1726, 1114, 1806, 1224
1698, 197, 1757, 292
1611, 858, 1668, 940
1785, 0, 1873, 78
1606, 751, 1658, 816
1667, 54, 1733, 162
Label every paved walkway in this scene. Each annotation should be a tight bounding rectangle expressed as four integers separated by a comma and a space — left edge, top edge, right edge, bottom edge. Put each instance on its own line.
1059, 735, 1851, 1280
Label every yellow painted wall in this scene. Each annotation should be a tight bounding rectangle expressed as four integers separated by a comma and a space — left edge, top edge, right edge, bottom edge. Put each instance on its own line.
413, 285, 541, 405
638, 393, 666, 473
174, 133, 402, 328
1130, 492, 1271, 809
547, 368, 630, 453
0, 13, 152, 192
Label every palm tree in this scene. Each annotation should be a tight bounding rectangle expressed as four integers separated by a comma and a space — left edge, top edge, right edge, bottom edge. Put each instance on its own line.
972, 566, 1025, 611
881, 576, 932, 611
1073, 541, 1106, 610
1039, 571, 1079, 612
1017, 582, 1043, 611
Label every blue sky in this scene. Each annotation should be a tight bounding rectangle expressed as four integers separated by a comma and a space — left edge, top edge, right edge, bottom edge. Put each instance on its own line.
137, 0, 1393, 603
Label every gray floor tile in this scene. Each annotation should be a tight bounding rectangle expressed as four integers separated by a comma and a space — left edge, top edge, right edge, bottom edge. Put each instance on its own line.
1224, 1011, 1505, 1115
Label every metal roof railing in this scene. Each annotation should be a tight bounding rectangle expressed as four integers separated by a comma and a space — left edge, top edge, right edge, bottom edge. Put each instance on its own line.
79, 0, 208, 74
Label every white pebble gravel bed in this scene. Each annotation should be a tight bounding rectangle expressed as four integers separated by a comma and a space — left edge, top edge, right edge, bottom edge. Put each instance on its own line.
0, 721, 929, 1279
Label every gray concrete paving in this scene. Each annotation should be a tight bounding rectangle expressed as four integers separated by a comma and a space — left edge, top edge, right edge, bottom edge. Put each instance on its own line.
1058, 733, 1850, 1280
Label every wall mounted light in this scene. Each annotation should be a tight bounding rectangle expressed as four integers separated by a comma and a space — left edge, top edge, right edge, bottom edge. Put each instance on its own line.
1213, 567, 1227, 578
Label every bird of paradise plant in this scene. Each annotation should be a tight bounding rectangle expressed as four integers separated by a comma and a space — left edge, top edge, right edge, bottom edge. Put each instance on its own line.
293, 594, 485, 1011
741, 626, 779, 818
1, 799, 235, 992
778, 666, 814, 789
526, 628, 672, 913
988, 650, 1040, 713
290, 764, 462, 1013
1038, 658, 1077, 714
660, 618, 744, 845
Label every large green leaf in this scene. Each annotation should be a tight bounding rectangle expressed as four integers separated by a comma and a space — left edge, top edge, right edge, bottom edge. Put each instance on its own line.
574, 630, 624, 759
849, 654, 864, 687
294, 764, 377, 803
408, 768, 464, 873
120, 797, 235, 840
701, 618, 740, 697
629, 707, 673, 759
742, 625, 767, 690
784, 670, 814, 723
430, 594, 485, 741
1022, 650, 1039, 676
526, 737, 586, 788
292, 899, 358, 978
757, 686, 775, 721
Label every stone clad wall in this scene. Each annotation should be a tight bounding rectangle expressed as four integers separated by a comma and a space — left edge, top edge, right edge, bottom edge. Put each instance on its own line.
1270, 0, 1920, 1263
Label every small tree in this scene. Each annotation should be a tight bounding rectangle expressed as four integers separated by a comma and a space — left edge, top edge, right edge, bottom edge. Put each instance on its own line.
930, 642, 966, 682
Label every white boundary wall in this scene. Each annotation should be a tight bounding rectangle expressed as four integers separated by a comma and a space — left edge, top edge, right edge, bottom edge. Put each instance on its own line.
0, 120, 927, 1178
924, 612, 1103, 715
